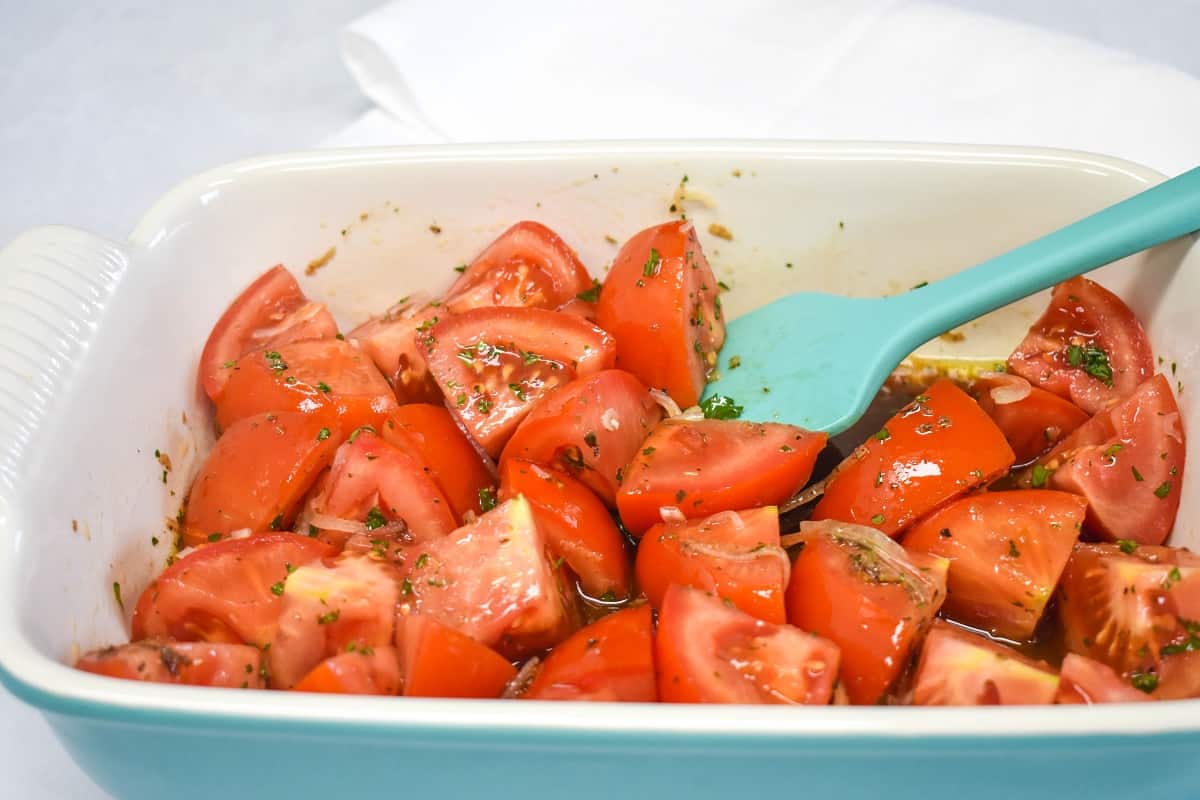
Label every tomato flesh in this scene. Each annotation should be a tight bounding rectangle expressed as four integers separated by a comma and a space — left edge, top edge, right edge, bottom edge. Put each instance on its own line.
398, 615, 516, 698
348, 300, 444, 405
970, 372, 1089, 464
912, 620, 1060, 705
525, 604, 656, 702
292, 647, 403, 695
77, 640, 266, 688
1054, 653, 1151, 704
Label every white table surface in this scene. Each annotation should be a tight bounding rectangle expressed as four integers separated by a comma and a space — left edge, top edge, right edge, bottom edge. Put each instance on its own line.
3, 1, 1199, 796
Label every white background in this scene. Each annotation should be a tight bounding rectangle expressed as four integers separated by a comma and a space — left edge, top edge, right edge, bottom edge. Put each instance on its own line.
3, 1, 1199, 796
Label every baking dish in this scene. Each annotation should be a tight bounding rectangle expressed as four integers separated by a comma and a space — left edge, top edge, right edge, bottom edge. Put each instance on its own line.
0, 141, 1196, 799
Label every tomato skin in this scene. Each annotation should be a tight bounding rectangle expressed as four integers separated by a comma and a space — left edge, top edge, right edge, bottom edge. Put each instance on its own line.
501, 370, 664, 506
617, 419, 825, 535
398, 615, 516, 698
76, 641, 266, 689
1007, 276, 1154, 415
444, 221, 593, 313
525, 605, 656, 701
902, 490, 1086, 640
971, 372, 1089, 464
596, 221, 724, 409
785, 521, 947, 705
1054, 653, 1151, 704
912, 621, 1060, 705
199, 265, 337, 402
498, 459, 631, 600
348, 301, 444, 405
811, 380, 1014, 537
131, 533, 333, 647
636, 508, 789, 624
292, 647, 403, 695
656, 584, 840, 704
215, 339, 397, 436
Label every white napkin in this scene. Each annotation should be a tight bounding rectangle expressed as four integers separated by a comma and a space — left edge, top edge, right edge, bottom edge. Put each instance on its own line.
329, 0, 1200, 176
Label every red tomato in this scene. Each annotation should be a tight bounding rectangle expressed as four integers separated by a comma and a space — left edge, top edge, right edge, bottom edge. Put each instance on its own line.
902, 490, 1086, 640
443, 221, 593, 313
396, 496, 578, 658
811, 380, 1014, 537
970, 372, 1089, 464
1054, 653, 1152, 704
617, 418, 826, 535
348, 300, 443, 405
199, 265, 337, 402
131, 533, 332, 647
398, 615, 516, 698
1018, 374, 1185, 545
524, 605, 656, 701
215, 339, 397, 435
912, 621, 1060, 705
635, 508, 789, 624
595, 221, 724, 408
785, 520, 947, 704
656, 584, 840, 704
184, 412, 340, 546
292, 647, 403, 695
498, 459, 631, 600
420, 307, 615, 457
76, 641, 266, 689
381, 404, 495, 524
501, 370, 664, 506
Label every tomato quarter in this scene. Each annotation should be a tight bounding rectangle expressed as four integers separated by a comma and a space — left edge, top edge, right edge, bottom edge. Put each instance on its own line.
912, 620, 1059, 705
292, 647, 403, 696
399, 615, 517, 698
349, 300, 444, 405
524, 604, 656, 702
971, 372, 1089, 464
76, 641, 266, 689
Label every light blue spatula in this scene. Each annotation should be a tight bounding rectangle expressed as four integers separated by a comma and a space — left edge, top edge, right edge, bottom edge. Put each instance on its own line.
704, 167, 1200, 433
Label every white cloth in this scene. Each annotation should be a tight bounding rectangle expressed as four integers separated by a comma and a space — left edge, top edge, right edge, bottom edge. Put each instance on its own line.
329, 0, 1200, 176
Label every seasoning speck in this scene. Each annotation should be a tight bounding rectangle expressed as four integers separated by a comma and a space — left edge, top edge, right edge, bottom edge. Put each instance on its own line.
707, 223, 733, 241
304, 246, 336, 276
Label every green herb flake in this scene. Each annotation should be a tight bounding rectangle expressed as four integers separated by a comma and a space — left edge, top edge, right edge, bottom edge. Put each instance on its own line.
1031, 464, 1052, 488
1008, 540, 1021, 558
401, 577, 414, 596
1103, 444, 1123, 458
454, 264, 467, 273
508, 383, 526, 401
675, 489, 687, 503
727, 355, 742, 370
308, 524, 319, 537
269, 581, 285, 596
642, 248, 662, 278
1132, 465, 1145, 482
415, 553, 430, 570
1065, 343, 1114, 387
700, 394, 743, 420
478, 486, 498, 512
1117, 539, 1139, 554
576, 280, 602, 303
207, 532, 222, 542
1130, 672, 1159, 694
269, 513, 283, 531
911, 280, 929, 290
1155, 481, 1172, 499
317, 609, 340, 625
317, 427, 330, 441
869, 514, 885, 526
364, 507, 387, 530
456, 392, 467, 407
316, 381, 332, 393
717, 280, 731, 291
347, 425, 376, 444
112, 582, 124, 611
874, 427, 891, 442
642, 446, 656, 456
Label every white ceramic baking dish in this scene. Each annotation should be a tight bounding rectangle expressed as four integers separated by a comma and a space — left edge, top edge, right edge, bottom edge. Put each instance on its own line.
0, 141, 1196, 800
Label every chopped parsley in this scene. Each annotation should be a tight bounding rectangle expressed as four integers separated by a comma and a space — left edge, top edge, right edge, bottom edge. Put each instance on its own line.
1102, 443, 1123, 458
269, 514, 283, 530
508, 383, 526, 401
415, 553, 430, 569
364, 507, 387, 530
873, 427, 891, 442
1065, 343, 1114, 387
700, 394, 743, 420
316, 381, 332, 393
1030, 464, 1052, 488
642, 248, 661, 278
869, 513, 885, 526
1154, 481, 1173, 499
1130, 672, 1159, 694
576, 280, 602, 303
478, 486, 498, 512
317, 427, 330, 441
317, 610, 340, 625
347, 425, 376, 443
727, 355, 742, 370
401, 577, 414, 596
476, 398, 494, 413
208, 532, 222, 542
454, 264, 467, 273
1117, 539, 1139, 554
269, 581, 285, 596
642, 446, 656, 456
1132, 465, 1145, 482
112, 582, 124, 611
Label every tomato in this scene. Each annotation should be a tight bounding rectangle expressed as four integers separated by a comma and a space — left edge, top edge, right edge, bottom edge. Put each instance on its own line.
1057, 542, 1200, 675
501, 370, 663, 506
76, 641, 266, 689
131, 533, 332, 647
1054, 653, 1151, 704
396, 496, 578, 657
902, 490, 1086, 640
381, 404, 495, 524
420, 307, 615, 457
524, 605, 656, 701
970, 372, 1089, 464
443, 221, 593, 313
292, 647, 403, 695
1007, 276, 1154, 415
308, 429, 457, 547
811, 380, 1014, 537
215, 339, 397, 435
398, 615, 516, 698
785, 521, 947, 705
199, 265, 337, 402
347, 300, 444, 405
636, 508, 789, 624
656, 584, 839, 704
498, 459, 631, 600
617, 418, 826, 535
1017, 374, 1185, 545
595, 221, 723, 408
912, 621, 1060, 705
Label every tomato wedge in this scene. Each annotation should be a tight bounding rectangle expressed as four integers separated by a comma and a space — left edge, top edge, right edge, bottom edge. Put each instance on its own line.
398, 615, 516, 698
636, 508, 789, 624
1055, 653, 1152, 704
525, 605, 656, 702
1007, 276, 1154, 415
902, 490, 1086, 640
501, 370, 664, 506
348, 300, 443, 405
498, 459, 631, 600
970, 372, 1089, 464
656, 584, 840, 704
199, 265, 337, 402
785, 521, 947, 705
132, 533, 332, 647
443, 221, 593, 313
1017, 374, 1185, 545
292, 647, 403, 695
596, 221, 724, 408
76, 641, 266, 689
420, 307, 615, 457
811, 380, 1014, 537
912, 621, 1060, 705
215, 339, 397, 436
617, 418, 826, 535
